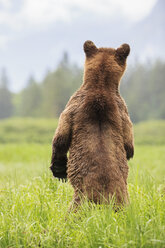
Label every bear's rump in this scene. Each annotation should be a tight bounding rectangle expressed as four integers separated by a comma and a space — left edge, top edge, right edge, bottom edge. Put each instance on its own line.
81, 162, 127, 203
68, 145, 127, 203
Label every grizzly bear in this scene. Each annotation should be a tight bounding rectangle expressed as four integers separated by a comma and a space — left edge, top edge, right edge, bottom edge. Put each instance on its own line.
50, 40, 134, 209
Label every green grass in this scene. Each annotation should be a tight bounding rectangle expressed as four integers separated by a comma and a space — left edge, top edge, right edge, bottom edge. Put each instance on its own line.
0, 118, 58, 144
0, 119, 165, 247
0, 144, 51, 185
0, 171, 164, 248
134, 120, 165, 145
0, 144, 165, 247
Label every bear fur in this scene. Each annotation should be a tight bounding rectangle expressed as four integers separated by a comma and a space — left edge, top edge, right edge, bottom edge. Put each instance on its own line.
50, 40, 134, 209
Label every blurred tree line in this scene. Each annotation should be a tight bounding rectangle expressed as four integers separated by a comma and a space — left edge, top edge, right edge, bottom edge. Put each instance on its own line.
120, 60, 165, 122
0, 54, 165, 123
0, 68, 13, 119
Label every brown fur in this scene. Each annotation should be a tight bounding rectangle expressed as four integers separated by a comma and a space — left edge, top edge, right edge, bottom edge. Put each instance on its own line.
50, 40, 134, 209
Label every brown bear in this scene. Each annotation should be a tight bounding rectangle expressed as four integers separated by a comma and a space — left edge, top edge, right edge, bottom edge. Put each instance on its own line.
50, 40, 134, 209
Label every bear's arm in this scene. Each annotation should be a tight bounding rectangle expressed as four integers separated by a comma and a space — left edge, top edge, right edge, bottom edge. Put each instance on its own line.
50, 108, 72, 180
117, 95, 134, 160
50, 90, 83, 180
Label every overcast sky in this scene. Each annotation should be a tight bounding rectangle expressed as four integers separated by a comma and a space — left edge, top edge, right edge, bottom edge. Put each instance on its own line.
0, 0, 158, 91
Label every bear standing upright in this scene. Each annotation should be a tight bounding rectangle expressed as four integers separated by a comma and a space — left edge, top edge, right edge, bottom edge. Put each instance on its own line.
50, 41, 134, 209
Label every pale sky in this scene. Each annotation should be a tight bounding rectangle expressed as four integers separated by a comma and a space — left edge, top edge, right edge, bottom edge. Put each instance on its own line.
0, 0, 158, 91
0, 0, 157, 50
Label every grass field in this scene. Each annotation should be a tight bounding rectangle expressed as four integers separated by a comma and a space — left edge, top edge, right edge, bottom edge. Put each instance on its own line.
0, 119, 165, 248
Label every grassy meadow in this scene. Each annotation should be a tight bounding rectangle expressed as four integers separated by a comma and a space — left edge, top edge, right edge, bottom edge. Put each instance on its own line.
0, 118, 165, 248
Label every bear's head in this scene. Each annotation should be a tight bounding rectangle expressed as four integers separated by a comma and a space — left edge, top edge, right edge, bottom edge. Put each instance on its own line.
83, 40, 130, 89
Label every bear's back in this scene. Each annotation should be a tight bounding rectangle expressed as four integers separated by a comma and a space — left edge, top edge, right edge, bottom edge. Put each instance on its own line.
68, 88, 123, 160
72, 89, 122, 134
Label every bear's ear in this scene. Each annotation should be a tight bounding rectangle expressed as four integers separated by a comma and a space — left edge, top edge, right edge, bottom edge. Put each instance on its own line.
116, 43, 130, 60
83, 40, 98, 57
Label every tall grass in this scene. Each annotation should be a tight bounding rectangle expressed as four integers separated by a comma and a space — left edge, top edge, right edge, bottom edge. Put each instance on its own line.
0, 119, 165, 247
0, 169, 164, 247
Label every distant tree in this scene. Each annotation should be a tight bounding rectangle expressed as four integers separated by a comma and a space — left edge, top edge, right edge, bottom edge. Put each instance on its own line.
0, 68, 13, 119
59, 52, 69, 68
41, 53, 82, 117
18, 76, 42, 117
